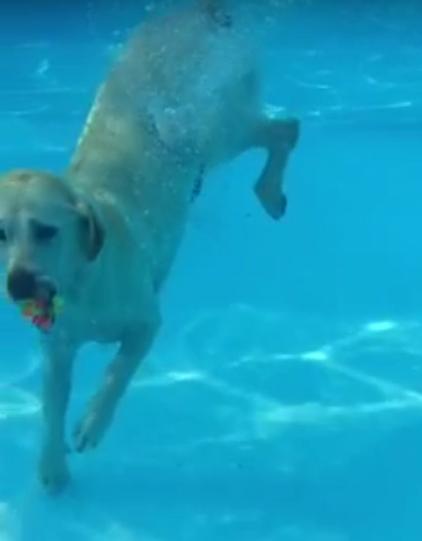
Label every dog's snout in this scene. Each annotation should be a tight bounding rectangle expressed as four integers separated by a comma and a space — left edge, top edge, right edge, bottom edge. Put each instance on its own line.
7, 267, 37, 301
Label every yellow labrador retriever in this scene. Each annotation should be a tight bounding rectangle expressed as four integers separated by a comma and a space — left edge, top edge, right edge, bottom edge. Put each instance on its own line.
0, 0, 299, 492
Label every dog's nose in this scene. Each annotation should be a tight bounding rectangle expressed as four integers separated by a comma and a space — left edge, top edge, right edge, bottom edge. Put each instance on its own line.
7, 267, 37, 301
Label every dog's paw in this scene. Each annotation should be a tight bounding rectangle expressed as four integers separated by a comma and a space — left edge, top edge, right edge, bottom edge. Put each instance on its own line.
38, 448, 70, 494
73, 408, 111, 453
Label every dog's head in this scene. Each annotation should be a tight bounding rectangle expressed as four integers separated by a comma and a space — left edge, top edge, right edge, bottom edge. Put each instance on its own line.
0, 169, 104, 305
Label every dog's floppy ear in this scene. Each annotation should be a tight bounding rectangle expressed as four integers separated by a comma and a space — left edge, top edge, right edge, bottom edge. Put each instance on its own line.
77, 201, 105, 261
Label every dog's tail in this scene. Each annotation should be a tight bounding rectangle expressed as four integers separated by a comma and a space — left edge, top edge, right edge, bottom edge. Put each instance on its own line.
200, 0, 232, 28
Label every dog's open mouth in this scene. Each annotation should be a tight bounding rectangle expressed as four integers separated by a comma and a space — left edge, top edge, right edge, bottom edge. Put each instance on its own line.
19, 280, 63, 332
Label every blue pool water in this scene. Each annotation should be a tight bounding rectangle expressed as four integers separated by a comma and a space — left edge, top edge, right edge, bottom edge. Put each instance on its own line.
0, 1, 421, 539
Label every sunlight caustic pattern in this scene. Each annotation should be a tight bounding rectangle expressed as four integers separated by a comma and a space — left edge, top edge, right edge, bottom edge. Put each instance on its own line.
134, 306, 422, 451
0, 387, 39, 422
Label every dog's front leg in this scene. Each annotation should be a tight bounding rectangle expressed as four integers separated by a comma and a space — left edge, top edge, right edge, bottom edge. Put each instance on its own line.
38, 339, 76, 493
74, 321, 158, 453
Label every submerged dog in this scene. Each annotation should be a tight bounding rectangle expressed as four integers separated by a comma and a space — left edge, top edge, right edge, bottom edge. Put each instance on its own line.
0, 0, 299, 492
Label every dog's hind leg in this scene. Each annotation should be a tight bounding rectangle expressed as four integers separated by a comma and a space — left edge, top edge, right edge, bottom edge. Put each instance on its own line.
252, 106, 300, 220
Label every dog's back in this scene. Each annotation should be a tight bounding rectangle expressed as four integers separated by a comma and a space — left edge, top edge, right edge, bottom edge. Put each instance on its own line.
68, 0, 257, 281
70, 1, 255, 183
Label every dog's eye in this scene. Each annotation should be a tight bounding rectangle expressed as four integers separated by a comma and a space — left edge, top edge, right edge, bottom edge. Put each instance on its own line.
33, 223, 58, 242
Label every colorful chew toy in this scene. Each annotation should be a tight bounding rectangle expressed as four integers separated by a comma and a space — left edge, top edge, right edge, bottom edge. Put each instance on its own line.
20, 296, 64, 332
